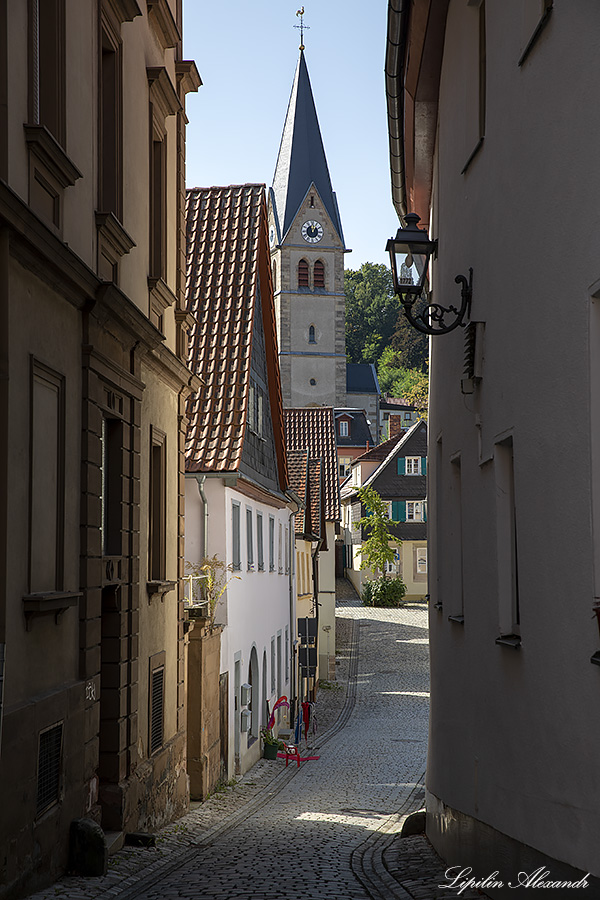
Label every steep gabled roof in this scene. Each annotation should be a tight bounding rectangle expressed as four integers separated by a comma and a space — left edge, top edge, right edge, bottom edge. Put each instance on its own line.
345, 420, 427, 502
185, 184, 288, 488
353, 431, 405, 465
271, 51, 344, 244
285, 407, 341, 521
334, 408, 374, 448
346, 363, 381, 395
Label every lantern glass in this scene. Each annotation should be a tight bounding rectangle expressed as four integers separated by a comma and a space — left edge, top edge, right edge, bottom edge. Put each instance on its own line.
386, 214, 435, 299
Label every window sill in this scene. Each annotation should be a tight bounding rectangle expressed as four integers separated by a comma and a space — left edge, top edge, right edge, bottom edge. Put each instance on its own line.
24, 124, 82, 189
495, 634, 521, 649
147, 580, 177, 601
96, 212, 136, 262
590, 651, 600, 667
448, 615, 464, 625
23, 591, 81, 630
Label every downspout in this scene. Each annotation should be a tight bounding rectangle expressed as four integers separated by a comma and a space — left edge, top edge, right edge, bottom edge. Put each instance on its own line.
0, 227, 7, 756
284, 489, 303, 729
195, 475, 208, 559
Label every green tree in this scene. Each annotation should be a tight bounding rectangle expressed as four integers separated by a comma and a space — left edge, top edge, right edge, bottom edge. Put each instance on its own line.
355, 485, 398, 577
377, 347, 428, 405
344, 263, 398, 365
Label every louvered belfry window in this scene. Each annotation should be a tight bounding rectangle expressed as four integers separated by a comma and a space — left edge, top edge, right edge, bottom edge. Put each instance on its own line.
37, 723, 63, 816
298, 258, 309, 288
150, 666, 164, 755
313, 260, 325, 289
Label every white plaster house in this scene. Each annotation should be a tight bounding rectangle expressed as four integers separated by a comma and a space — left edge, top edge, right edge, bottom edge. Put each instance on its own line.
185, 185, 295, 778
386, 0, 600, 890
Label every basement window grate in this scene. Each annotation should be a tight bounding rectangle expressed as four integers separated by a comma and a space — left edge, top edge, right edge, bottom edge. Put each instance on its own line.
37, 723, 63, 816
150, 666, 164, 755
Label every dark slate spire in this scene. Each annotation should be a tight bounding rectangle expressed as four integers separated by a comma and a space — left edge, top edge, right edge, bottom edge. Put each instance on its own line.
271, 51, 344, 245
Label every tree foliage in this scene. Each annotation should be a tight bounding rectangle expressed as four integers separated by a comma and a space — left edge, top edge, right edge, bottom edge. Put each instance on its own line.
355, 485, 399, 577
344, 263, 398, 365
376, 348, 429, 417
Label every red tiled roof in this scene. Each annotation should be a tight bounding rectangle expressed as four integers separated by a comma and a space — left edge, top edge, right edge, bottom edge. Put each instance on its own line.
284, 407, 341, 521
307, 457, 324, 541
185, 185, 287, 487
353, 432, 405, 465
287, 448, 309, 535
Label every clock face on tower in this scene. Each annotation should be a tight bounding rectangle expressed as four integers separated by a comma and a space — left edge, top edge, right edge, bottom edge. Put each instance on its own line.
301, 220, 324, 243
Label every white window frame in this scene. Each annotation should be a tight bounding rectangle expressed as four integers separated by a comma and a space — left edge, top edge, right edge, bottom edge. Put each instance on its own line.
339, 420, 349, 437
339, 456, 351, 478
406, 500, 424, 522
405, 456, 421, 475
416, 546, 427, 574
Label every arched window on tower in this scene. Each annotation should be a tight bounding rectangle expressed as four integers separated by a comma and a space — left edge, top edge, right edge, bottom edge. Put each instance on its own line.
308, 324, 316, 344
314, 259, 325, 290
298, 258, 309, 289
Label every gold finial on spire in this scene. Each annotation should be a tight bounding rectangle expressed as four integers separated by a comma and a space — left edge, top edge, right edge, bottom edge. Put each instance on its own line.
295, 7, 309, 51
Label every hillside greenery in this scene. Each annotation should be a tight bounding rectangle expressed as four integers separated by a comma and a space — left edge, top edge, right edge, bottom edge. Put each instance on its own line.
344, 262, 428, 410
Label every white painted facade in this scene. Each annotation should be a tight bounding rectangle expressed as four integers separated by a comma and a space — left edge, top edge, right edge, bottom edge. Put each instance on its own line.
185, 475, 294, 777
386, 0, 600, 885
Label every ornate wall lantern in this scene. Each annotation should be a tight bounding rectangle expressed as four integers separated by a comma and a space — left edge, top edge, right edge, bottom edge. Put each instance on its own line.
386, 213, 472, 336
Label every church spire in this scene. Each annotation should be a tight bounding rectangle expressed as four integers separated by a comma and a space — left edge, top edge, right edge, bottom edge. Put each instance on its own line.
271, 50, 345, 246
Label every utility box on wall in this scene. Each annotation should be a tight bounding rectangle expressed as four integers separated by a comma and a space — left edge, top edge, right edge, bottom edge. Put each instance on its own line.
240, 683, 251, 706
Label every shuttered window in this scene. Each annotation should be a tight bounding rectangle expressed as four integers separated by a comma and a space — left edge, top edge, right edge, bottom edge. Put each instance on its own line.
232, 502, 241, 570
313, 260, 325, 289
391, 501, 405, 522
298, 258, 309, 288
150, 666, 164, 755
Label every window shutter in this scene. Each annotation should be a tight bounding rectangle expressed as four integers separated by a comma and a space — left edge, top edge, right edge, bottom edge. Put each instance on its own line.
422, 457, 427, 476
397, 457, 405, 475
423, 502, 427, 522
395, 501, 406, 522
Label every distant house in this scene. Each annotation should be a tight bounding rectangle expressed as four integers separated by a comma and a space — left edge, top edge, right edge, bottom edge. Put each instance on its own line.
334, 408, 374, 480
379, 396, 419, 441
346, 363, 381, 432
286, 449, 326, 704
342, 420, 427, 601
185, 184, 295, 781
285, 408, 341, 681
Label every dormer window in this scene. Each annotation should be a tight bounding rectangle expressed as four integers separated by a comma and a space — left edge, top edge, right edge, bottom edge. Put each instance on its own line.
339, 420, 349, 437
298, 258, 309, 289
314, 260, 325, 290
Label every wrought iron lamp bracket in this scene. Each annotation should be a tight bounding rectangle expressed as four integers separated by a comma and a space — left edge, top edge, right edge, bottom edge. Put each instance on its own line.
402, 267, 473, 336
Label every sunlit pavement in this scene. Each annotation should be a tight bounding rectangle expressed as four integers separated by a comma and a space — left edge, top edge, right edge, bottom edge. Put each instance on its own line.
27, 584, 487, 900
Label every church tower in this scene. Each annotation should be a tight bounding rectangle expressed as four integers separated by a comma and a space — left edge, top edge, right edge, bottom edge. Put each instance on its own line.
268, 49, 347, 408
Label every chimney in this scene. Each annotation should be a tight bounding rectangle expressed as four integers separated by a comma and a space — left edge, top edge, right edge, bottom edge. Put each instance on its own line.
389, 413, 404, 438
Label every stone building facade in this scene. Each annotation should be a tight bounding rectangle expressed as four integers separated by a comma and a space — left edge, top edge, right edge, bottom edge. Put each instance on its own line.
0, 2, 199, 896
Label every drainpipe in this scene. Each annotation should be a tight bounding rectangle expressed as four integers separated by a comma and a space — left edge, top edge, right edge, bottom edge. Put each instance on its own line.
0, 227, 8, 756
195, 475, 208, 559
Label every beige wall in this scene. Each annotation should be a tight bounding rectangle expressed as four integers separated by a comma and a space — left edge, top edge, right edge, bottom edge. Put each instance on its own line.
417, 0, 600, 881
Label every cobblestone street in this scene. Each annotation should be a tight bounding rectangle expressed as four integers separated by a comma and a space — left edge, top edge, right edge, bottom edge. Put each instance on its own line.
27, 582, 486, 900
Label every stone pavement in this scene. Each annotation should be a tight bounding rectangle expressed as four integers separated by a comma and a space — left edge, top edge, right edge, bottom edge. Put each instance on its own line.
27, 580, 488, 900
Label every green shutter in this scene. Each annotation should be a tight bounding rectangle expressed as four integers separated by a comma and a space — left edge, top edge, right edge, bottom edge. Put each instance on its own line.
422, 457, 427, 475
423, 502, 427, 522
397, 457, 405, 475
393, 501, 406, 522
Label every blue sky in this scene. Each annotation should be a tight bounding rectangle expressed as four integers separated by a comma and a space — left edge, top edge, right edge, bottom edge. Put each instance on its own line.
183, 1, 400, 269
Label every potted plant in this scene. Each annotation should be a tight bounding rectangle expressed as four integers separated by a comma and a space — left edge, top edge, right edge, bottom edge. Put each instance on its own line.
261, 727, 283, 760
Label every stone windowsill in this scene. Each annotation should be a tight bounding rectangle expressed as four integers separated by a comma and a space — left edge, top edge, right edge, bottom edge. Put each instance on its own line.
23, 591, 82, 630
24, 124, 82, 189
147, 580, 177, 601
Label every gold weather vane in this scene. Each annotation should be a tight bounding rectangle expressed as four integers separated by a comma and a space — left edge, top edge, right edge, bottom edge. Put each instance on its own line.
295, 7, 309, 50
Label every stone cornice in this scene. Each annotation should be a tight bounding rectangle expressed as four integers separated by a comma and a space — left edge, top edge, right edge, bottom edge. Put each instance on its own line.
95, 211, 136, 258
175, 60, 202, 95
103, 0, 142, 24
147, 0, 180, 49
147, 66, 181, 119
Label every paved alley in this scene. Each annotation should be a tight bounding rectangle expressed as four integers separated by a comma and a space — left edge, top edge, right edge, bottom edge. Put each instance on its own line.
27, 585, 485, 900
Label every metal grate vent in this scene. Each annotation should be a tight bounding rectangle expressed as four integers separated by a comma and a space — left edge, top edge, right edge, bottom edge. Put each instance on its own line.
37, 723, 62, 815
463, 321, 477, 379
150, 667, 164, 755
